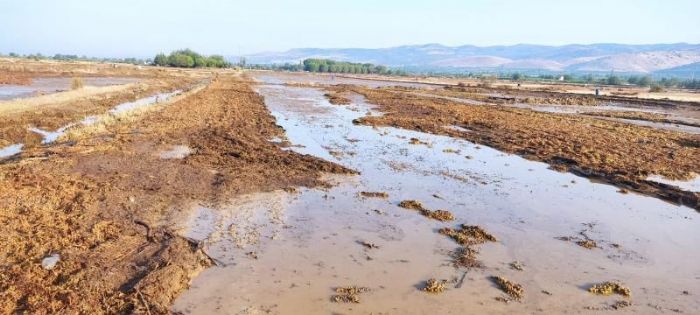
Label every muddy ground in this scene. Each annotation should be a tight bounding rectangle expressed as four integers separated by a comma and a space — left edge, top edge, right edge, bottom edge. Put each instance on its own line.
325, 84, 700, 210
0, 69, 350, 313
173, 72, 699, 314
2, 65, 700, 314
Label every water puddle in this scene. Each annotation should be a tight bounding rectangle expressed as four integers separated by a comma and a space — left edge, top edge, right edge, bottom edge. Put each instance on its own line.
29, 125, 74, 144
605, 117, 700, 134
648, 175, 700, 193
172, 73, 699, 314
0, 144, 23, 159
159, 145, 193, 159
254, 72, 438, 89
109, 90, 181, 114
0, 77, 139, 100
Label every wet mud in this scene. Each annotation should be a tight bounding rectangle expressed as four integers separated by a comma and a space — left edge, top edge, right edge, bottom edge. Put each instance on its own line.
172, 72, 700, 314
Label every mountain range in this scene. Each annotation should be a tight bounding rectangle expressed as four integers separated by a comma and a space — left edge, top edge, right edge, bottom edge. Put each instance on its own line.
243, 43, 700, 76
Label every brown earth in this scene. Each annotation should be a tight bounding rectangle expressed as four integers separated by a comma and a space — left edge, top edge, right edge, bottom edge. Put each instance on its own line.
0, 71, 34, 85
327, 85, 700, 210
0, 73, 352, 314
323, 91, 352, 105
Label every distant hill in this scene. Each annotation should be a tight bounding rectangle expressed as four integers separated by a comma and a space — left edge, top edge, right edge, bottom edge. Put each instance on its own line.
653, 61, 700, 78
242, 43, 700, 75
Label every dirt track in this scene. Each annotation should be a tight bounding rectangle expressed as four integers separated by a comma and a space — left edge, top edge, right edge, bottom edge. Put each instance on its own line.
0, 74, 351, 313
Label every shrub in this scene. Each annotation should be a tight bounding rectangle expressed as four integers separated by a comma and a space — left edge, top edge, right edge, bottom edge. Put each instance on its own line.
71, 77, 84, 90
649, 85, 664, 93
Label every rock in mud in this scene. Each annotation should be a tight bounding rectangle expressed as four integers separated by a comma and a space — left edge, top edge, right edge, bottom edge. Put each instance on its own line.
41, 253, 60, 270
509, 261, 524, 271
358, 240, 379, 249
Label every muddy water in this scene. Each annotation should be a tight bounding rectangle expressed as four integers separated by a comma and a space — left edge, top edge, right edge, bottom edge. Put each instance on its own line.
0, 77, 139, 100
253, 71, 437, 89
0, 144, 23, 159
172, 75, 700, 314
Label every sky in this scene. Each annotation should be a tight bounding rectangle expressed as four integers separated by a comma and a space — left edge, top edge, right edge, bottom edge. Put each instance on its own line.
1, 0, 699, 58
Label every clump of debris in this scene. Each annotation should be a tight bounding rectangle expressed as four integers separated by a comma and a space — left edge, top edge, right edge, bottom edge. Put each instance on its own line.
556, 222, 600, 249
360, 191, 389, 198
588, 281, 631, 297
439, 224, 497, 245
331, 286, 371, 303
398, 199, 455, 221
492, 276, 524, 300
408, 137, 431, 146
422, 278, 448, 294
452, 246, 483, 269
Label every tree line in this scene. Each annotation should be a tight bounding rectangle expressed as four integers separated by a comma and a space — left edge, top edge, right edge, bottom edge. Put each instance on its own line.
245, 59, 407, 76
302, 59, 405, 75
152, 49, 229, 68
503, 72, 700, 90
1, 52, 147, 65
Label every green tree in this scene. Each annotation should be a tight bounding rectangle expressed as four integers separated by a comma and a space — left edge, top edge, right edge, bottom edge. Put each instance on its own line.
169, 53, 194, 67
153, 53, 168, 66
606, 75, 622, 85
193, 55, 208, 68
637, 76, 653, 87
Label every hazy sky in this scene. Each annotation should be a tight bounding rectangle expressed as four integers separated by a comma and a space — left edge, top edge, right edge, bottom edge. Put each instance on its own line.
1, 0, 698, 57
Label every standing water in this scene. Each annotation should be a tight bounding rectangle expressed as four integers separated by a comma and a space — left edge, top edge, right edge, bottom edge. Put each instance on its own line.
171, 74, 699, 314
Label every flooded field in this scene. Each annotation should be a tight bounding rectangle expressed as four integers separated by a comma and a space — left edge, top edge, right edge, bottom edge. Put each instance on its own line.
171, 74, 700, 314
0, 76, 139, 100
1, 64, 698, 314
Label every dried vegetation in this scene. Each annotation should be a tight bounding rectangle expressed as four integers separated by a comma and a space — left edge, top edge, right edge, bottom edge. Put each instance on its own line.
492, 276, 524, 300
588, 282, 632, 297
398, 200, 455, 221
0, 71, 352, 313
